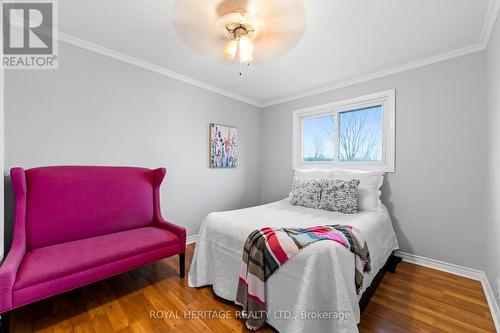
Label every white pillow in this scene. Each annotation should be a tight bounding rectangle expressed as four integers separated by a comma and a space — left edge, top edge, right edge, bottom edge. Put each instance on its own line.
294, 168, 337, 179
331, 169, 385, 211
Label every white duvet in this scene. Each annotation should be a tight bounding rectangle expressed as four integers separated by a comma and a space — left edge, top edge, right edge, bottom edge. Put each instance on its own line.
188, 199, 399, 333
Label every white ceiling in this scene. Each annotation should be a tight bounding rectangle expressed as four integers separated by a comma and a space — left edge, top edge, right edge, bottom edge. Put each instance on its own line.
59, 0, 496, 106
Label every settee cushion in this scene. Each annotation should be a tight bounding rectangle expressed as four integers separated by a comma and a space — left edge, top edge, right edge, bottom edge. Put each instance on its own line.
14, 226, 179, 290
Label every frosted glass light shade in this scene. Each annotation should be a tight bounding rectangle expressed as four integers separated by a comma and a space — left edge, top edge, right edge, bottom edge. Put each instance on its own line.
223, 39, 238, 60
238, 35, 254, 63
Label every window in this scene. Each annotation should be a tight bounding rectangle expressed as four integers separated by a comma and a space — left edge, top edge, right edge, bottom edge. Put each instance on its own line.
293, 90, 395, 172
302, 114, 335, 162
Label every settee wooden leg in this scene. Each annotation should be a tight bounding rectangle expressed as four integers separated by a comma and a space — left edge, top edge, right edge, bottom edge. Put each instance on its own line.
0, 311, 10, 333
179, 252, 185, 278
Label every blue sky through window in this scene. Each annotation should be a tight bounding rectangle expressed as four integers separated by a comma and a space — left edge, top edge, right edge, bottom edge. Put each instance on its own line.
302, 105, 383, 162
302, 114, 334, 162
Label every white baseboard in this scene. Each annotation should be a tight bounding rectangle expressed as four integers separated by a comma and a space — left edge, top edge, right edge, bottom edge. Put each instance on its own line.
395, 251, 500, 331
394, 251, 484, 280
481, 274, 500, 332
186, 234, 199, 245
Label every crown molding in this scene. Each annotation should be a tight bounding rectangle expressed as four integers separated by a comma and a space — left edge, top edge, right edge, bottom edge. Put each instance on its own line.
261, 0, 500, 108
57, 32, 263, 108
480, 0, 500, 49
56, 0, 499, 109
260, 44, 484, 107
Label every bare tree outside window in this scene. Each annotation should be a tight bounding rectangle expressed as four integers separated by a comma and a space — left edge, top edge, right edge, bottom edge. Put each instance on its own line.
321, 106, 382, 162
339, 107, 382, 161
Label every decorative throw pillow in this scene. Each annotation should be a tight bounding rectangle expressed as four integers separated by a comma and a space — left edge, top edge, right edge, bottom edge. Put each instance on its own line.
319, 179, 360, 214
289, 177, 323, 209
332, 169, 385, 211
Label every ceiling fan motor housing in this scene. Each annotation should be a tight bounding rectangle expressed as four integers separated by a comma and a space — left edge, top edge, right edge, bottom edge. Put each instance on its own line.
225, 21, 256, 40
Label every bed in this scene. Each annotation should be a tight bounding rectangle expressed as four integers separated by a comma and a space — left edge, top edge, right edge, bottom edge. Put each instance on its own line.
188, 198, 399, 333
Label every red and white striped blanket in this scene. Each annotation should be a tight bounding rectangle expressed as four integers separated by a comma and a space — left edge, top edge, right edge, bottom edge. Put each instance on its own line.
235, 225, 371, 330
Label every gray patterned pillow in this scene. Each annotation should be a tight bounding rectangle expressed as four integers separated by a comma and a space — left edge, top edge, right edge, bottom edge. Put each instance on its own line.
289, 177, 323, 209
319, 179, 360, 214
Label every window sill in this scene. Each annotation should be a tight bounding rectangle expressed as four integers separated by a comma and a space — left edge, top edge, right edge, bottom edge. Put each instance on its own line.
293, 162, 395, 173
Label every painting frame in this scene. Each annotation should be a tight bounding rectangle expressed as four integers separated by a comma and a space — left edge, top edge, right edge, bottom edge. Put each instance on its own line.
209, 123, 238, 168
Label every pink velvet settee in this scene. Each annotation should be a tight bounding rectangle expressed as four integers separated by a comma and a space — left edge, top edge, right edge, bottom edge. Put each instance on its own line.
0, 166, 186, 318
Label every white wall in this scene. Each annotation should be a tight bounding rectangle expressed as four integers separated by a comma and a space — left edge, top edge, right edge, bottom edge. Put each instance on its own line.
3, 43, 261, 246
486, 15, 500, 303
260, 52, 487, 270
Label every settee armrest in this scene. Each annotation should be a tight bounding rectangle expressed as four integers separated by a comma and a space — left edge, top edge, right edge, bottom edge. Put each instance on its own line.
1, 167, 29, 313
0, 241, 25, 313
156, 217, 186, 250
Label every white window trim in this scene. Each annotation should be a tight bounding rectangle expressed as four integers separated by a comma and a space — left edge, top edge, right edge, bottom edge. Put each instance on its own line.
292, 89, 395, 172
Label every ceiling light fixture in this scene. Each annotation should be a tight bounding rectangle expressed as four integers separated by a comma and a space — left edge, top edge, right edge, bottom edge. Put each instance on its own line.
173, 0, 306, 76
219, 11, 263, 75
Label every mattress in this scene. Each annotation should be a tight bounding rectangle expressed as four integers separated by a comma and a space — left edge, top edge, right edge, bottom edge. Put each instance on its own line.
188, 199, 399, 333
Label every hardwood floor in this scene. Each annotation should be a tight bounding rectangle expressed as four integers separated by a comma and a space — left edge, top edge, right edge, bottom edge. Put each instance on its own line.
8, 244, 496, 333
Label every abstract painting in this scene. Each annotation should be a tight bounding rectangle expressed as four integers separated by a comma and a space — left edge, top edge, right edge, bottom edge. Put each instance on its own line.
210, 123, 238, 168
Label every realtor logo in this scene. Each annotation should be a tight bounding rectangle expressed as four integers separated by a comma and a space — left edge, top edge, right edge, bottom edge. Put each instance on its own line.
2, 0, 58, 69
